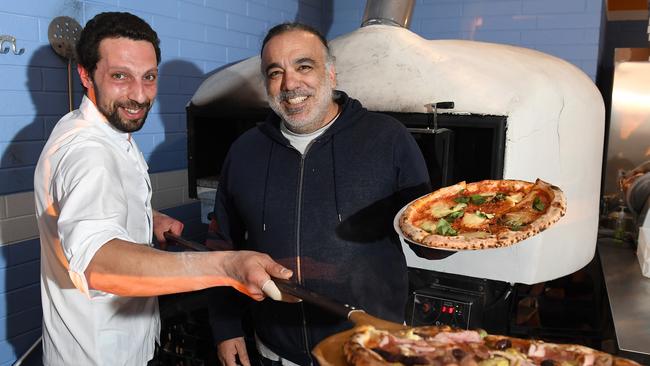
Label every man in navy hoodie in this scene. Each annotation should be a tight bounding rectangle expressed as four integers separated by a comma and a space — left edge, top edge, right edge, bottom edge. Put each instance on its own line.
210, 23, 431, 366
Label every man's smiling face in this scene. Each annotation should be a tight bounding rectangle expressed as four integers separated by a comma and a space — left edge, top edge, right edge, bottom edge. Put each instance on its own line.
80, 37, 158, 133
261, 30, 339, 134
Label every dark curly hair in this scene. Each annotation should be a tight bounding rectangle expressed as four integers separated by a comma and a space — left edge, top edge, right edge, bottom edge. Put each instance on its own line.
76, 12, 161, 77
261, 22, 331, 60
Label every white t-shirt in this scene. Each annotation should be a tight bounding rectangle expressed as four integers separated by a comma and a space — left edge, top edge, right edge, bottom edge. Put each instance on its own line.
34, 96, 159, 365
280, 114, 340, 155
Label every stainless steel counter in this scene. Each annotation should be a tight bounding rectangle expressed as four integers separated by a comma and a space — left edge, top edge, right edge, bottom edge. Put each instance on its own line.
598, 239, 650, 363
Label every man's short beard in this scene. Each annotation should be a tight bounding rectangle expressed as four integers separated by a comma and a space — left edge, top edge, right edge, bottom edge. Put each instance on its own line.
102, 102, 151, 133
93, 81, 152, 133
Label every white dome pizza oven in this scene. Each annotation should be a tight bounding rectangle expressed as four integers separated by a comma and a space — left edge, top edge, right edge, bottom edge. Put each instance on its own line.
187, 0, 604, 287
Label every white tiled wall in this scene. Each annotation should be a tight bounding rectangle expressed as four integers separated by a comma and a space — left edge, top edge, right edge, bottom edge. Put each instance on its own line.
150, 170, 194, 209
0, 196, 6, 220
0, 214, 39, 245
0, 169, 195, 246
5, 191, 35, 217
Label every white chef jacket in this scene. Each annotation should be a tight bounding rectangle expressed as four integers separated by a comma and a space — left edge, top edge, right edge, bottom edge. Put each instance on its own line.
34, 96, 159, 366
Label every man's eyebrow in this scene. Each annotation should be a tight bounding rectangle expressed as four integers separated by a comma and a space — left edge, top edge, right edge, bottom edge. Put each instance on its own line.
294, 57, 315, 65
106, 67, 159, 74
263, 57, 316, 74
264, 62, 281, 74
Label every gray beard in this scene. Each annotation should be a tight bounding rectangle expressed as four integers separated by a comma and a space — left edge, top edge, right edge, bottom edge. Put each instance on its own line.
268, 79, 334, 134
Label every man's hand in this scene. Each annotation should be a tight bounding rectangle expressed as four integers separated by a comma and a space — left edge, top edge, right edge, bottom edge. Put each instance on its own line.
217, 337, 250, 366
222, 251, 293, 301
153, 210, 184, 250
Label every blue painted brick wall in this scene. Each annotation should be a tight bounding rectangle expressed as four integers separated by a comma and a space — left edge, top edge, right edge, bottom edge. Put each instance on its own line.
0, 239, 40, 366
327, 0, 602, 80
0, 201, 205, 366
0, 0, 326, 196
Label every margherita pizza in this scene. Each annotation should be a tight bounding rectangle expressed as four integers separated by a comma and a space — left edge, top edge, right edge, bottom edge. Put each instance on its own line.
344, 325, 640, 366
398, 179, 566, 250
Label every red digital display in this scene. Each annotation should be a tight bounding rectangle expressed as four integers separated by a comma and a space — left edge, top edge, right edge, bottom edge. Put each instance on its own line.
441, 305, 455, 314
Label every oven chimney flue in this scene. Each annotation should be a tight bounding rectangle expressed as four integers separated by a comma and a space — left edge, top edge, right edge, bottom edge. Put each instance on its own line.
361, 0, 415, 28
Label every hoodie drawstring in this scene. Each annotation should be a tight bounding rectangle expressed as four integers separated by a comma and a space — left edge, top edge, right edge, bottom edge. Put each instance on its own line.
262, 143, 274, 231
331, 136, 342, 222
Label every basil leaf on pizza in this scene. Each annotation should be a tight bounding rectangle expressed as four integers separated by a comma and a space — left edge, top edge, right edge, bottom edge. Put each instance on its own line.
470, 194, 487, 205
533, 196, 545, 211
454, 196, 470, 204
398, 179, 566, 250
446, 210, 464, 221
435, 218, 457, 236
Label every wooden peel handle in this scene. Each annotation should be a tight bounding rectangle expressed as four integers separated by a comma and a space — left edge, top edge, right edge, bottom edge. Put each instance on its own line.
348, 311, 407, 330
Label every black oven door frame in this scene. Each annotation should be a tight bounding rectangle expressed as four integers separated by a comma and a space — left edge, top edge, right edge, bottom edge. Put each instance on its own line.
187, 107, 507, 198
382, 112, 507, 190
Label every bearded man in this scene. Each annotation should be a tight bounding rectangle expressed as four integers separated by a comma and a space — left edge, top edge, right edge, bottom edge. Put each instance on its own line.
208, 23, 431, 366
34, 12, 293, 366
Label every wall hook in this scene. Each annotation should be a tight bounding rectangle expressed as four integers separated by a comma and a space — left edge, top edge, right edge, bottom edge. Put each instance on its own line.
0, 35, 25, 55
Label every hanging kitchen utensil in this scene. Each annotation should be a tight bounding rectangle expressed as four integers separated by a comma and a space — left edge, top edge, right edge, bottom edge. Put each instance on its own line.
406, 101, 455, 188
0, 35, 25, 55
48, 16, 82, 112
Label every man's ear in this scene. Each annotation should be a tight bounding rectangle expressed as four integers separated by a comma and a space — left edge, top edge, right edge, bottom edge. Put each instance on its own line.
77, 64, 96, 103
328, 63, 337, 89
77, 64, 93, 89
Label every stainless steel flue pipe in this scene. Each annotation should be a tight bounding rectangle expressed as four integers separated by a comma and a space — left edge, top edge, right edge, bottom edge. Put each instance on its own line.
361, 0, 415, 28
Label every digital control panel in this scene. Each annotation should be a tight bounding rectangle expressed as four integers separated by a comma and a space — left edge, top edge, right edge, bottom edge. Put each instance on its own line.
410, 292, 473, 329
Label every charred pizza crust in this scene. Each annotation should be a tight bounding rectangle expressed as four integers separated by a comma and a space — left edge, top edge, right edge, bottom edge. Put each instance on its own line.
344, 327, 393, 366
398, 179, 567, 250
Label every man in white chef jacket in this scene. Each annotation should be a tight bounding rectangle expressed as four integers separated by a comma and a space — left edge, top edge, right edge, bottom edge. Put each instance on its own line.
34, 12, 292, 366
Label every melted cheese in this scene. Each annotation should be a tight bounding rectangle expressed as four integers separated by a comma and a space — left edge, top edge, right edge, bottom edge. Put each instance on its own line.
506, 193, 524, 204
462, 212, 488, 228
419, 220, 436, 232
502, 210, 537, 226
403, 329, 422, 341
428, 201, 466, 218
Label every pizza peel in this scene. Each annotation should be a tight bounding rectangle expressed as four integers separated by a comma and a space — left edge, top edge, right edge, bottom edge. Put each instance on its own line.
273, 278, 407, 366
163, 233, 406, 365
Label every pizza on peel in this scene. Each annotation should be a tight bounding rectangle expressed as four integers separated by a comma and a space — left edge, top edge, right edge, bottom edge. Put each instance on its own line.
344, 325, 640, 366
398, 179, 566, 250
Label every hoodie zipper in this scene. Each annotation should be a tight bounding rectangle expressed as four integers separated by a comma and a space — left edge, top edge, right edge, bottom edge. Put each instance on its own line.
294, 150, 313, 364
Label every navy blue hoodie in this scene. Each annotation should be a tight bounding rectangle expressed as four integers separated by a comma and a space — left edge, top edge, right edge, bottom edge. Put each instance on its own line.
209, 91, 430, 365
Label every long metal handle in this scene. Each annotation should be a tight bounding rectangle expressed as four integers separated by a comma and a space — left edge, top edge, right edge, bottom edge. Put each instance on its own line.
163, 232, 210, 252
273, 278, 362, 320
13, 336, 41, 366
67, 59, 73, 112
407, 127, 451, 134
162, 233, 367, 319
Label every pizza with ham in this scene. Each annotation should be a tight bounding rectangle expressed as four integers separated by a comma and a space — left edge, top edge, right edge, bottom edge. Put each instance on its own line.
344, 325, 640, 366
398, 179, 566, 250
